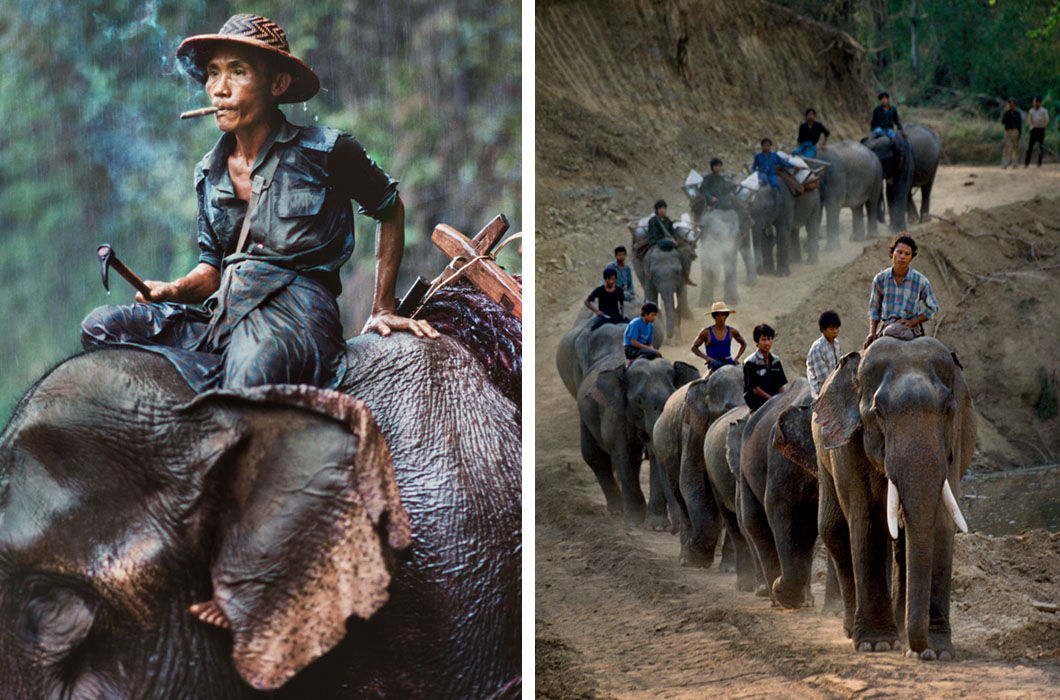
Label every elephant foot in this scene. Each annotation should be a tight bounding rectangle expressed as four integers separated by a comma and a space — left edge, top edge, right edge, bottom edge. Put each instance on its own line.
850, 232, 866, 242
745, 274, 757, 287
852, 628, 900, 653
905, 633, 955, 661
806, 253, 819, 265
679, 542, 715, 568
772, 578, 810, 610
858, 639, 900, 653
824, 238, 840, 252
735, 571, 756, 592
643, 511, 671, 532
604, 497, 625, 517
190, 600, 232, 630
821, 595, 844, 616
755, 582, 771, 598
777, 266, 791, 277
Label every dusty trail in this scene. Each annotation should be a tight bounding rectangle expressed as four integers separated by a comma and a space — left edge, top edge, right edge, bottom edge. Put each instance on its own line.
535, 166, 1060, 699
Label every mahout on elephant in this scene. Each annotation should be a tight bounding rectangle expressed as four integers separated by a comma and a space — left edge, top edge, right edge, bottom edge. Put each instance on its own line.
861, 124, 941, 232
628, 212, 696, 345
814, 337, 974, 660
734, 377, 822, 608
578, 355, 699, 525
0, 284, 521, 699
652, 365, 744, 565
817, 140, 884, 246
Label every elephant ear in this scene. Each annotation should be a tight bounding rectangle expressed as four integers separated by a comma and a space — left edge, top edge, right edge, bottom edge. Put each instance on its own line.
672, 360, 701, 388
176, 385, 411, 691
772, 405, 817, 476
949, 364, 977, 480
725, 415, 748, 477
814, 351, 862, 450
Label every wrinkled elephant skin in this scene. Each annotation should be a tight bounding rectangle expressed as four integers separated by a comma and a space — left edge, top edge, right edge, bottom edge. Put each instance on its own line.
0, 335, 520, 698
556, 315, 627, 398
814, 337, 975, 659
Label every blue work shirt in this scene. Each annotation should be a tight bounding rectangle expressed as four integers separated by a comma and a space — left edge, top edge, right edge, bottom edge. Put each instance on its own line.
196, 111, 398, 297
604, 261, 635, 299
752, 151, 796, 189
624, 316, 654, 348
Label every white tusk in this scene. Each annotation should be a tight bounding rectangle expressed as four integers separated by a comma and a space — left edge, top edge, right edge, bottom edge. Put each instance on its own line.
941, 479, 969, 533
886, 479, 900, 540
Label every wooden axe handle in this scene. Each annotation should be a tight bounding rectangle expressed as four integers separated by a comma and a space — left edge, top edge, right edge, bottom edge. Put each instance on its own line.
111, 258, 152, 297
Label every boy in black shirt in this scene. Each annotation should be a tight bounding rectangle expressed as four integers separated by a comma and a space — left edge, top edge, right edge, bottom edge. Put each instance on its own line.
585, 268, 628, 330
793, 107, 829, 158
743, 323, 787, 411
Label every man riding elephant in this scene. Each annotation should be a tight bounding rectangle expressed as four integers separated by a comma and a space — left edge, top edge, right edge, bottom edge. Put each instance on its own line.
81, 13, 438, 395
643, 199, 695, 287
863, 234, 939, 348
870, 91, 905, 139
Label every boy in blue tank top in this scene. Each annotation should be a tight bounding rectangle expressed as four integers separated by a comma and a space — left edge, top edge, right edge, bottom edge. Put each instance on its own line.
691, 301, 747, 372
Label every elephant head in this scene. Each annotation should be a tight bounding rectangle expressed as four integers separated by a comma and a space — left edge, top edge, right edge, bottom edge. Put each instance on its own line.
617, 358, 699, 440
0, 348, 410, 697
814, 337, 976, 653
862, 133, 914, 231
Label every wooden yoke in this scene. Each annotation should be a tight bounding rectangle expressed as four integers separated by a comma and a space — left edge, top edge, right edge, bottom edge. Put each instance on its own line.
429, 215, 522, 319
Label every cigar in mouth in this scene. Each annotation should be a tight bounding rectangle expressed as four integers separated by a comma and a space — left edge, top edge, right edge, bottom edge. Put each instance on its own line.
180, 106, 220, 120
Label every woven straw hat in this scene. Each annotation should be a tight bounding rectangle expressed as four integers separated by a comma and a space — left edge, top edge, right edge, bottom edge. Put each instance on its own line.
708, 301, 735, 315
177, 14, 319, 104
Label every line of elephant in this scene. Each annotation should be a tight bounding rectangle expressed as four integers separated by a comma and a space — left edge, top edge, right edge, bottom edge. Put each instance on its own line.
633, 125, 940, 345
558, 310, 975, 661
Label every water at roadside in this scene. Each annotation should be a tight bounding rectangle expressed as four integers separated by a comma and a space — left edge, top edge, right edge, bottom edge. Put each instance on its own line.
961, 464, 1060, 535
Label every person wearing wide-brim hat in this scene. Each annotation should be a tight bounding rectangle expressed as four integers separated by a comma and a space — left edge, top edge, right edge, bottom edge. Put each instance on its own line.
691, 301, 746, 372
81, 14, 438, 398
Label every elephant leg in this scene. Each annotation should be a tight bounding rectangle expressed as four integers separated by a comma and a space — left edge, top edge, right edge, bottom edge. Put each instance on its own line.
678, 457, 721, 568
851, 207, 866, 242
919, 182, 933, 222
924, 521, 956, 659
806, 208, 822, 264
718, 502, 756, 591
775, 225, 790, 276
739, 228, 757, 286
719, 528, 736, 572
848, 485, 900, 651
818, 467, 857, 634
825, 199, 841, 248
752, 225, 765, 275
905, 191, 918, 225
724, 255, 739, 304
764, 471, 817, 609
662, 294, 677, 345
645, 447, 673, 532
612, 439, 647, 525
699, 261, 713, 306
891, 533, 906, 638
823, 555, 843, 615
738, 473, 781, 601
759, 229, 775, 276
580, 421, 623, 515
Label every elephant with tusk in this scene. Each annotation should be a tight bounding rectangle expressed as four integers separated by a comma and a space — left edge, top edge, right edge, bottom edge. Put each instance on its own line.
813, 336, 975, 661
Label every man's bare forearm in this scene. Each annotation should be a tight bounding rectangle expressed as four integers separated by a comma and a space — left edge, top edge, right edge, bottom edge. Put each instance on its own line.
173, 263, 221, 303
371, 196, 405, 315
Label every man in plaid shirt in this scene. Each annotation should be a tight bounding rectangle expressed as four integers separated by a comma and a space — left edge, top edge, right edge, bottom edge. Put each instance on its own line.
806, 310, 842, 398
863, 234, 939, 349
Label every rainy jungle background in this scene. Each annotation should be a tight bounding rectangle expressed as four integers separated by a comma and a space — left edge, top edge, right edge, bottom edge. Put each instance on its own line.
0, 0, 520, 417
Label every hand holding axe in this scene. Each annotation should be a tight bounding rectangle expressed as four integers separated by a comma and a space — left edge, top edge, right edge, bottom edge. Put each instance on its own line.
97, 245, 153, 298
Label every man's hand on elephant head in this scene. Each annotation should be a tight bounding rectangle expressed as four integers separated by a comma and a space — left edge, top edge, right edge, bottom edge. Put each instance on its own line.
362, 311, 441, 339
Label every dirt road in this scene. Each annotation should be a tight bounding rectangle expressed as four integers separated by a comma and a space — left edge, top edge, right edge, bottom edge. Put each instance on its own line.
534, 165, 1060, 699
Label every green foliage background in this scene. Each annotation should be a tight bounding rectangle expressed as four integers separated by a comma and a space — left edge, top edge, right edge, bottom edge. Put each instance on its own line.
0, 0, 520, 417
775, 0, 1060, 113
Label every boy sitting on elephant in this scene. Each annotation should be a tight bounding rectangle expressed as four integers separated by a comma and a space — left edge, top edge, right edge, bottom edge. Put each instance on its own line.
743, 323, 787, 411
806, 309, 842, 399
585, 268, 628, 331
624, 302, 661, 363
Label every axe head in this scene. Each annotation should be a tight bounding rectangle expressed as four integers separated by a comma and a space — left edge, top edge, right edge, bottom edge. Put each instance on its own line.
97, 244, 114, 291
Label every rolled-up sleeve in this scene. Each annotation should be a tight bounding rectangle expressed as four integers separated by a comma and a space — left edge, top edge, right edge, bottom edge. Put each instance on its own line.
195, 168, 223, 269
868, 272, 884, 321
920, 277, 940, 319
330, 135, 400, 221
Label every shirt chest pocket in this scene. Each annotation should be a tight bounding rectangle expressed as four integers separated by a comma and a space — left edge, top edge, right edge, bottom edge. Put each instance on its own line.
263, 180, 328, 254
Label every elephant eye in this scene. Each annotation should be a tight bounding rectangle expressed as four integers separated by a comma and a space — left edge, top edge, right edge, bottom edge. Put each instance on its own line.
15, 576, 98, 660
